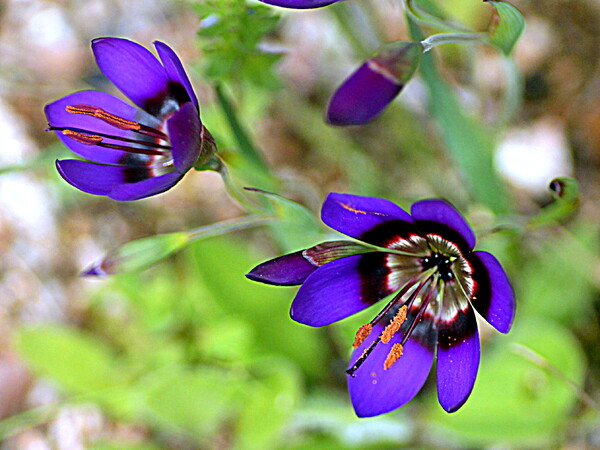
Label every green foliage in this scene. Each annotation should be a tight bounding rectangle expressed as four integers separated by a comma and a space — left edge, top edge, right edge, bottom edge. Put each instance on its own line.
194, 0, 282, 88
409, 19, 508, 214
485, 1, 525, 55
428, 318, 587, 446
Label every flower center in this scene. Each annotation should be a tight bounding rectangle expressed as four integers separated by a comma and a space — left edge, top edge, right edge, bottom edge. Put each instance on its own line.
420, 252, 455, 282
46, 104, 171, 157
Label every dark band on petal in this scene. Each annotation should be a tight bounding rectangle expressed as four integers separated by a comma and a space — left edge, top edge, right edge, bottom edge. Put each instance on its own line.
144, 82, 191, 118
414, 220, 471, 255
437, 306, 477, 350
357, 253, 396, 304
468, 255, 492, 318
359, 219, 417, 248
122, 166, 154, 183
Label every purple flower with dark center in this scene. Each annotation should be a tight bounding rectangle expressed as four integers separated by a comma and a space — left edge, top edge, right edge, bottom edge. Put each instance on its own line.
327, 42, 423, 126
45, 38, 215, 201
258, 0, 342, 8
247, 193, 515, 417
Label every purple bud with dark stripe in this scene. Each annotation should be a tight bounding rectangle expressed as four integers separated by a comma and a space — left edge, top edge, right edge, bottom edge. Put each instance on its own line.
327, 42, 423, 126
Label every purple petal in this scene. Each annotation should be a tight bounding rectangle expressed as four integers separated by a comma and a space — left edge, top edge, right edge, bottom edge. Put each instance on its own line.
154, 41, 199, 111
321, 193, 415, 245
348, 315, 437, 417
436, 306, 480, 413
291, 253, 396, 327
411, 199, 476, 253
92, 38, 170, 115
327, 61, 402, 126
246, 251, 318, 286
166, 102, 201, 173
259, 0, 340, 8
56, 159, 181, 200
469, 251, 515, 334
56, 159, 135, 196
45, 90, 160, 166
108, 171, 182, 201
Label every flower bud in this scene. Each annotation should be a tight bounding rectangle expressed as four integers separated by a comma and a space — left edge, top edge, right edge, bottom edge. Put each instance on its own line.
327, 42, 423, 126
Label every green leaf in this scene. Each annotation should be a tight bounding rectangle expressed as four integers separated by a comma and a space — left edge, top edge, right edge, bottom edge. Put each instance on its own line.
408, 20, 508, 214
188, 235, 329, 379
428, 318, 587, 446
16, 326, 123, 395
485, 1, 525, 55
529, 177, 580, 227
234, 358, 302, 449
140, 367, 243, 441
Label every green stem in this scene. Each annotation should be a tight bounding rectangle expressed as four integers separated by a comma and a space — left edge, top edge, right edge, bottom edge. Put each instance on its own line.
404, 0, 472, 33
187, 213, 276, 242
212, 155, 263, 213
214, 83, 269, 175
329, 1, 372, 57
420, 32, 487, 53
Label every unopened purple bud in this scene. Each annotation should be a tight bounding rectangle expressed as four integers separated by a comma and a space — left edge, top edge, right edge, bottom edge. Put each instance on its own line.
327, 42, 423, 126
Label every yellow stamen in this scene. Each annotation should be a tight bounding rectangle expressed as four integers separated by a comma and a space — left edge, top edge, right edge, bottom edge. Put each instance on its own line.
381, 305, 407, 344
62, 129, 103, 145
384, 343, 404, 370
66, 104, 141, 131
352, 323, 373, 348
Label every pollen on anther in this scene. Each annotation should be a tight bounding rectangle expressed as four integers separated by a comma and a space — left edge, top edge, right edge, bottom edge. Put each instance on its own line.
62, 129, 103, 145
353, 323, 373, 348
381, 305, 407, 344
384, 343, 404, 370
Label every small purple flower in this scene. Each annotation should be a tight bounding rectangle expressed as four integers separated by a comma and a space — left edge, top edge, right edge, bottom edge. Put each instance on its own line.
327, 42, 423, 126
45, 38, 215, 201
258, 0, 342, 8
247, 193, 515, 417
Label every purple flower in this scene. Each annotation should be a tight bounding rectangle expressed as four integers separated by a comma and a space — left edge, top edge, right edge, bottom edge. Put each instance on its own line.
247, 193, 516, 417
258, 0, 342, 8
45, 38, 215, 201
327, 42, 423, 126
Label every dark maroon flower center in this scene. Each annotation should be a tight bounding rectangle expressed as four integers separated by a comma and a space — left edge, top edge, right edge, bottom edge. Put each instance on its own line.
421, 252, 454, 282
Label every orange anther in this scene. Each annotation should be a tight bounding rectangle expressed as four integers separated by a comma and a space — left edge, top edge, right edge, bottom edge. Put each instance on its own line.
352, 323, 373, 348
381, 305, 407, 344
62, 129, 103, 145
384, 343, 404, 370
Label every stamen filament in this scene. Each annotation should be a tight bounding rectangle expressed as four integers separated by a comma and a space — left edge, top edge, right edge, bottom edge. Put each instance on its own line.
56, 129, 165, 156
49, 126, 170, 151
346, 336, 381, 377
400, 275, 440, 347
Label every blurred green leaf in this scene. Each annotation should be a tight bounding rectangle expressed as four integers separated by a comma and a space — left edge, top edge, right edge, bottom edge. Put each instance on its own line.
529, 177, 580, 227
140, 367, 243, 440
519, 220, 598, 324
428, 318, 587, 446
408, 20, 508, 214
234, 358, 302, 449
16, 326, 123, 395
485, 1, 525, 55
188, 235, 329, 379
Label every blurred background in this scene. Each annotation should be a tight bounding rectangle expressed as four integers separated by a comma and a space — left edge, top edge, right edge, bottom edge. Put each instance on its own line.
0, 0, 600, 448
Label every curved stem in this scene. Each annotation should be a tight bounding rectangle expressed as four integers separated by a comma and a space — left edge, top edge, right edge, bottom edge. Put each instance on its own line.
420, 32, 487, 53
213, 155, 262, 214
187, 213, 276, 242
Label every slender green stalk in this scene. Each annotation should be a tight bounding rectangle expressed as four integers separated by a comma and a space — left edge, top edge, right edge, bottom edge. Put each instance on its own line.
187, 213, 276, 242
329, 1, 372, 57
212, 155, 263, 213
214, 83, 269, 175
420, 32, 487, 53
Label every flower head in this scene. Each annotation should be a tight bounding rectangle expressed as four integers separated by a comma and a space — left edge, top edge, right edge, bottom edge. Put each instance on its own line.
247, 193, 515, 417
327, 42, 423, 126
45, 38, 215, 201
258, 0, 342, 8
